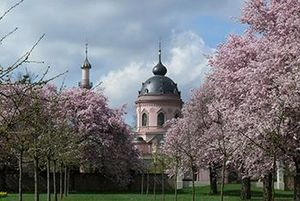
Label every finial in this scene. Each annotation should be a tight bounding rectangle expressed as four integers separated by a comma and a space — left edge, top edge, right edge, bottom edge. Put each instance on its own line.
85, 43, 88, 59
158, 39, 162, 63
152, 39, 167, 76
82, 42, 91, 69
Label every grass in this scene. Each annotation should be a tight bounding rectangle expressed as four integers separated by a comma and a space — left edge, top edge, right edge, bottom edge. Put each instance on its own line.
0, 184, 294, 201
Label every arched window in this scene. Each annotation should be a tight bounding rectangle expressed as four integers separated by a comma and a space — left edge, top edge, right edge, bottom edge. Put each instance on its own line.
142, 113, 148, 127
157, 112, 165, 126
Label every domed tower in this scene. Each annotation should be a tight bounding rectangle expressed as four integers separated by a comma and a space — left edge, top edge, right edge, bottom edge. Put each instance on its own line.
79, 43, 93, 89
135, 43, 183, 154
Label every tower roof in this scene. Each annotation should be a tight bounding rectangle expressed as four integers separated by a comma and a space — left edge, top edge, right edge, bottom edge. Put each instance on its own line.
138, 42, 180, 97
139, 75, 180, 96
82, 43, 91, 69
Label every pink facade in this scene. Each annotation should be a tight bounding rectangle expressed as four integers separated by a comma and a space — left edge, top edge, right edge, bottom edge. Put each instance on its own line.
136, 94, 182, 143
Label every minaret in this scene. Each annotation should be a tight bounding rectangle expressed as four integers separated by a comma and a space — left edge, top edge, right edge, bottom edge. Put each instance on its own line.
79, 43, 92, 89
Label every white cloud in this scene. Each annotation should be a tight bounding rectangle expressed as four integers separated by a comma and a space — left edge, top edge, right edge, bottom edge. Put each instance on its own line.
100, 62, 149, 107
168, 31, 212, 86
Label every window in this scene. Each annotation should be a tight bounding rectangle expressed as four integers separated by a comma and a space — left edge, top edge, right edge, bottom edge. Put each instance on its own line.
157, 112, 165, 126
142, 113, 148, 127
174, 110, 180, 118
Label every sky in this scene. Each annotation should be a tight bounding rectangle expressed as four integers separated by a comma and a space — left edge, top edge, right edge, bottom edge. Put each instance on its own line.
0, 0, 246, 126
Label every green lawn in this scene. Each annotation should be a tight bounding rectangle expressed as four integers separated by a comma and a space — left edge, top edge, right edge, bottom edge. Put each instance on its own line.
0, 184, 294, 201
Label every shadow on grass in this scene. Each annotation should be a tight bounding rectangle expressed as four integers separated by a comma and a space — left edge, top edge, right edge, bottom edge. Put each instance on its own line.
177, 184, 293, 200
223, 190, 292, 198
60, 183, 294, 201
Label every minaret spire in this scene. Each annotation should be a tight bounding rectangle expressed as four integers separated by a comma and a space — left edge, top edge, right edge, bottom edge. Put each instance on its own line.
79, 42, 92, 89
85, 43, 88, 59
158, 39, 162, 63
152, 39, 167, 76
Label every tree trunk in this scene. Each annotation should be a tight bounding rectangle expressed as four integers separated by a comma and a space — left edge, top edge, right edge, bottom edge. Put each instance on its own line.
209, 164, 218, 195
67, 167, 70, 196
18, 151, 23, 201
294, 157, 300, 201
192, 168, 195, 201
146, 171, 149, 196
47, 157, 51, 201
53, 160, 57, 201
161, 172, 165, 201
295, 173, 300, 201
241, 177, 251, 200
0, 166, 7, 192
263, 172, 273, 201
141, 173, 144, 194
64, 166, 67, 197
60, 165, 63, 200
220, 159, 226, 201
174, 167, 178, 201
34, 156, 39, 201
153, 166, 156, 200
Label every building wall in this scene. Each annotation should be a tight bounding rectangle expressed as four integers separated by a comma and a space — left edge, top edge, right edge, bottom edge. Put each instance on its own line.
135, 95, 182, 141
137, 104, 180, 128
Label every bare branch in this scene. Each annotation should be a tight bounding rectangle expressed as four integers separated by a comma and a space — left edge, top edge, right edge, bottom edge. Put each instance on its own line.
0, 0, 24, 22
35, 66, 68, 86
0, 33, 45, 79
92, 81, 103, 90
24, 60, 45, 64
0, 27, 18, 43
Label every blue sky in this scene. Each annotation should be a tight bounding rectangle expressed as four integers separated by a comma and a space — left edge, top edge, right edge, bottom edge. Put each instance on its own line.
0, 0, 246, 125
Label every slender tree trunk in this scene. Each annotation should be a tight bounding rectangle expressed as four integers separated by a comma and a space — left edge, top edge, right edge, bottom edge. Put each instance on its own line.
67, 167, 70, 196
174, 166, 178, 201
241, 177, 251, 200
263, 172, 273, 201
294, 157, 300, 201
0, 166, 7, 192
141, 173, 144, 194
60, 164, 63, 200
153, 166, 156, 200
146, 171, 149, 196
209, 164, 218, 195
272, 159, 276, 200
220, 159, 226, 201
53, 160, 57, 201
295, 173, 300, 201
161, 172, 165, 201
34, 156, 39, 201
64, 166, 67, 197
192, 168, 195, 201
47, 157, 51, 201
18, 151, 23, 201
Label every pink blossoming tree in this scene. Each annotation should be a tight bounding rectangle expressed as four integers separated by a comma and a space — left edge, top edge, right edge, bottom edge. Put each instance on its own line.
208, 0, 300, 200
